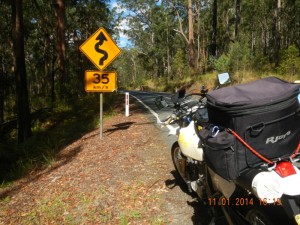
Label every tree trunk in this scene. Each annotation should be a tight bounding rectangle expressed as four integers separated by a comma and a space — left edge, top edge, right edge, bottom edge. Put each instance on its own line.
11, 0, 32, 142
188, 0, 196, 69
0, 46, 4, 124
273, 0, 281, 67
130, 55, 136, 83
211, 0, 217, 57
166, 15, 171, 80
275, 0, 281, 67
234, 0, 241, 40
33, 0, 53, 106
53, 0, 67, 98
51, 44, 56, 105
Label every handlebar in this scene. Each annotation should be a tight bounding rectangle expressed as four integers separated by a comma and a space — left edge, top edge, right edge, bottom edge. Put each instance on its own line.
156, 88, 208, 127
159, 99, 205, 127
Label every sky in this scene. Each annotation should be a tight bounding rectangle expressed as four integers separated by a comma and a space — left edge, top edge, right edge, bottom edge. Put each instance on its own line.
109, 0, 132, 48
108, 0, 162, 48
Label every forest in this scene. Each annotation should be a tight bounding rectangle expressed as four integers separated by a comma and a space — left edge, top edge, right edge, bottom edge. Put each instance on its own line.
1, 0, 300, 181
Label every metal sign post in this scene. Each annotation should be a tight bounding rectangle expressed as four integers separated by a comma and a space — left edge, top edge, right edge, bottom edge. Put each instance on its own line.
100, 93, 103, 139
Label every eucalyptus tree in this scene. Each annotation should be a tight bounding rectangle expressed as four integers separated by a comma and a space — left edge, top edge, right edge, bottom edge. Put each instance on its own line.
11, 0, 32, 142
166, 0, 196, 70
164, 0, 220, 73
211, 0, 217, 57
29, 0, 56, 104
278, 1, 300, 64
53, 0, 67, 98
27, 0, 112, 102
272, 0, 282, 67
114, 0, 180, 82
65, 0, 112, 97
114, 48, 151, 87
0, 43, 4, 123
0, 0, 112, 142
284, 0, 300, 49
234, 0, 241, 40
236, 0, 295, 68
187, 0, 195, 69
0, 1, 12, 124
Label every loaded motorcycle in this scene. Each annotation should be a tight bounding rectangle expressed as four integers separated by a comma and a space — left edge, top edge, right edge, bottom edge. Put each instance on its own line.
156, 74, 300, 225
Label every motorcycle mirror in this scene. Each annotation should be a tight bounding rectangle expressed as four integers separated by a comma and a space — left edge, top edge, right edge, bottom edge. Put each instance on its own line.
218, 72, 231, 85
171, 89, 186, 103
155, 96, 168, 109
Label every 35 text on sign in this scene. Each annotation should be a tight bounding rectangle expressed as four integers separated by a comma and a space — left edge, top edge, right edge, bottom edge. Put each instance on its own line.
85, 71, 117, 92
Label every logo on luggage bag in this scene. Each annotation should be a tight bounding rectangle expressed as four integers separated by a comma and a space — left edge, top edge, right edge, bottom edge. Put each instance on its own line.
266, 131, 291, 144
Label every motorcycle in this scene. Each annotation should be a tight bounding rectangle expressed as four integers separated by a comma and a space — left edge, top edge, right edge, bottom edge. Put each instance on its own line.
156, 74, 300, 225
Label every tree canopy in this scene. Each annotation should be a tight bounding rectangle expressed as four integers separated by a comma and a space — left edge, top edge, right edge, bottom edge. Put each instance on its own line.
114, 0, 300, 85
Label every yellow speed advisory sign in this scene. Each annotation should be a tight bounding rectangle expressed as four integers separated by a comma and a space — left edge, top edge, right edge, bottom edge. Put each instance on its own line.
85, 71, 117, 92
79, 27, 121, 71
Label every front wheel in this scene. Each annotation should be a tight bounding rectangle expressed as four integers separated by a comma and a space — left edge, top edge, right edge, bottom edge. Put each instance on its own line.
245, 209, 274, 225
171, 144, 187, 183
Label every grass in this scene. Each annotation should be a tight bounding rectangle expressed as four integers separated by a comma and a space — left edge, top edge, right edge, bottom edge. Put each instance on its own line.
0, 92, 119, 184
188, 70, 300, 94
8, 184, 167, 225
140, 70, 280, 93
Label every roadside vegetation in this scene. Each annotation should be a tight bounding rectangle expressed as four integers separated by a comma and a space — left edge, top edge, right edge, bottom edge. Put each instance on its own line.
1, 0, 300, 186
0, 93, 118, 184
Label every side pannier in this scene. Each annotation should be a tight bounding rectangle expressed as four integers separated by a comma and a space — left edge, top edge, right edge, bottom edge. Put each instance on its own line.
205, 77, 300, 180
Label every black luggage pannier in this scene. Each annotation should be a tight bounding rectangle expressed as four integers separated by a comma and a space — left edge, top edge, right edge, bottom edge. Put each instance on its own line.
199, 128, 237, 180
205, 77, 300, 180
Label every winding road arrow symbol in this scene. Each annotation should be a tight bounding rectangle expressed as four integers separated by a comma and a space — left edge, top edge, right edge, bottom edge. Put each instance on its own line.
94, 31, 108, 66
80, 27, 121, 71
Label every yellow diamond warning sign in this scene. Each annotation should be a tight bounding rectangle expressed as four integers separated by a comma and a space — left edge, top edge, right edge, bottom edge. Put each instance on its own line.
80, 27, 121, 71
85, 70, 117, 92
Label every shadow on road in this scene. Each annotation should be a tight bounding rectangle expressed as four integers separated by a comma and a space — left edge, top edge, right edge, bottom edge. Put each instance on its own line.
0, 145, 82, 200
165, 170, 214, 225
104, 122, 136, 135
104, 121, 157, 136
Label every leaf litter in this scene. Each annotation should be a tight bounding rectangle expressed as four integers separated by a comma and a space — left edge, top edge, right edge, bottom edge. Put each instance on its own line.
0, 95, 211, 225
